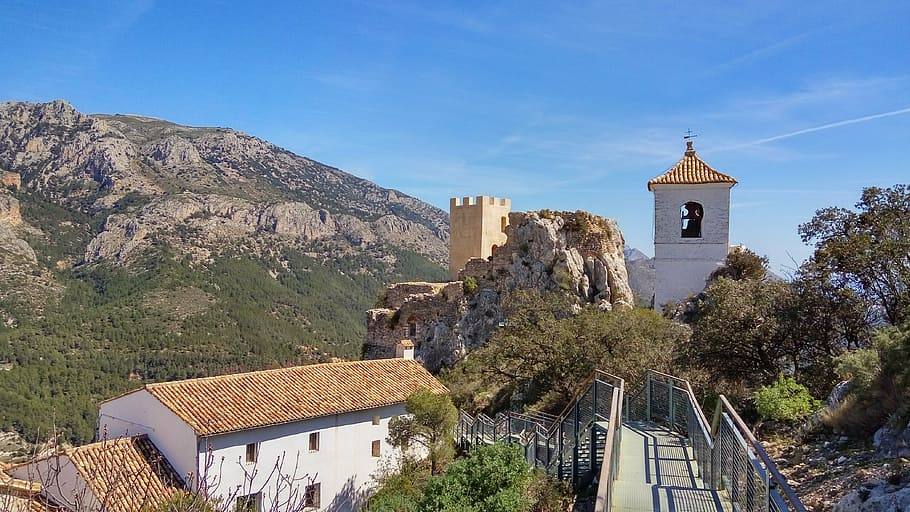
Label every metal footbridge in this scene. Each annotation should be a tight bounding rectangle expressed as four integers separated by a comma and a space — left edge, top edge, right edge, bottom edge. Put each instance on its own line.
456, 370, 805, 512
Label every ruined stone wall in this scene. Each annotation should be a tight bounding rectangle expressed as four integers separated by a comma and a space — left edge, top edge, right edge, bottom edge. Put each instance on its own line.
363, 281, 469, 371
1, 172, 20, 191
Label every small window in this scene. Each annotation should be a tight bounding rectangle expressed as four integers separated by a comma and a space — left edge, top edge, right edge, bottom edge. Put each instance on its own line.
309, 432, 320, 452
681, 202, 704, 238
407, 321, 417, 337
372, 415, 381, 426
235, 493, 261, 512
304, 483, 321, 508
371, 439, 381, 457
501, 216, 507, 233
245, 443, 258, 464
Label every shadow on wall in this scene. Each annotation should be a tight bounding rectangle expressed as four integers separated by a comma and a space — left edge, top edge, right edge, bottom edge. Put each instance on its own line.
325, 475, 367, 512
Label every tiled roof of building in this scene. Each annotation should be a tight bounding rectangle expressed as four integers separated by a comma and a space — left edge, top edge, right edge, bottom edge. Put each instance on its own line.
647, 141, 737, 190
1, 464, 55, 512
12, 436, 182, 512
137, 359, 448, 436
66, 436, 183, 512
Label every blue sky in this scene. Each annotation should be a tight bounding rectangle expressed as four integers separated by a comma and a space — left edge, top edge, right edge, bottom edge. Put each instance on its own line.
2, 0, 909, 272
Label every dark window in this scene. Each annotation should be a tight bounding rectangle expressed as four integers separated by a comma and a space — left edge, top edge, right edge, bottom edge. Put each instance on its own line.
501, 216, 507, 232
372, 440, 381, 457
235, 493, 261, 512
304, 483, 321, 508
372, 415, 381, 426
309, 432, 319, 452
245, 443, 258, 463
681, 202, 704, 238
407, 320, 417, 337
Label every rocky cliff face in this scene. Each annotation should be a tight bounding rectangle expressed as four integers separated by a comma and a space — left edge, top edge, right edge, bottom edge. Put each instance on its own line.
624, 246, 655, 306
474, 210, 634, 310
365, 210, 634, 370
0, 100, 449, 267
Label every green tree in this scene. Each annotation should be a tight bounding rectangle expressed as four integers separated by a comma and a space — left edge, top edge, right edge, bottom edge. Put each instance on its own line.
684, 254, 871, 396
388, 389, 458, 475
709, 246, 769, 282
445, 291, 685, 415
684, 277, 789, 386
799, 184, 910, 325
419, 444, 534, 512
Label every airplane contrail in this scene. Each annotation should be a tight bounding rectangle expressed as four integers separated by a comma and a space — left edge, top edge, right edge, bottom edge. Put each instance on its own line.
748, 106, 910, 146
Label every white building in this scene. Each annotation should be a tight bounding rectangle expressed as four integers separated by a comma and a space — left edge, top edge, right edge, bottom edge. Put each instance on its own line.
648, 140, 737, 307
22, 356, 447, 512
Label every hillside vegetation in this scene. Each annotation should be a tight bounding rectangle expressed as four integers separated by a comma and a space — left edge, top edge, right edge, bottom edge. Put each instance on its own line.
0, 101, 449, 445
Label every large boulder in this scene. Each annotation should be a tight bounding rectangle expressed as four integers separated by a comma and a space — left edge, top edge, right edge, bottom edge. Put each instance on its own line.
834, 481, 910, 512
479, 210, 634, 311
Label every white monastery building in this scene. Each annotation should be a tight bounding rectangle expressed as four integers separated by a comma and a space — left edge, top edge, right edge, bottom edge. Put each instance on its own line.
12, 354, 446, 512
648, 140, 737, 307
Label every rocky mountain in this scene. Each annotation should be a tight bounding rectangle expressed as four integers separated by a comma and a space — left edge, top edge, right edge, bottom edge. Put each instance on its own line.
624, 246, 655, 306
0, 100, 448, 266
364, 210, 634, 370
0, 100, 450, 444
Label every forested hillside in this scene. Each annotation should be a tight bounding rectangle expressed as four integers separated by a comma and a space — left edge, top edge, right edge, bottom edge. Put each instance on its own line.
0, 100, 448, 444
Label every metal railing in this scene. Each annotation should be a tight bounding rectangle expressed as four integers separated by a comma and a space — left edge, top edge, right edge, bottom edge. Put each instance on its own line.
626, 370, 806, 512
711, 395, 806, 512
457, 371, 625, 498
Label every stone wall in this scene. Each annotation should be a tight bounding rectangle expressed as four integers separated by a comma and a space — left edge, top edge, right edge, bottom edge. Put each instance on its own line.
1, 172, 20, 191
364, 282, 469, 371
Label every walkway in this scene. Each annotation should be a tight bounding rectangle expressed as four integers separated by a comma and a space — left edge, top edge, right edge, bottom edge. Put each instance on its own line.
611, 421, 732, 512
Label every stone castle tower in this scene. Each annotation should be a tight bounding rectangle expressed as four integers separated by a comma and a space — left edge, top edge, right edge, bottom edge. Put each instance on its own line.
448, 196, 511, 278
648, 140, 737, 307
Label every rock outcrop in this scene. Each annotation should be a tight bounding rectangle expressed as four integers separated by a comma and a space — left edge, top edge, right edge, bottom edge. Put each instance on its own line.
834, 481, 910, 512
84, 192, 444, 264
365, 210, 634, 371
0, 100, 449, 266
464, 210, 634, 310
874, 421, 910, 459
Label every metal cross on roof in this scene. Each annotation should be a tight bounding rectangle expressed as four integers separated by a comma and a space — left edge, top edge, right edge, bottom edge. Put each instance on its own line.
684, 129, 698, 140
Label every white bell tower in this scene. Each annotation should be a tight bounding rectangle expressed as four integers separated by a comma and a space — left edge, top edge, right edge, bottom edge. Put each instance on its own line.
648, 139, 737, 308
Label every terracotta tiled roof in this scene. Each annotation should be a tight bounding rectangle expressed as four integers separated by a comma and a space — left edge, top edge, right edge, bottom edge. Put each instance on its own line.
14, 436, 182, 512
68, 436, 183, 512
647, 141, 737, 190
139, 359, 448, 436
1, 466, 56, 512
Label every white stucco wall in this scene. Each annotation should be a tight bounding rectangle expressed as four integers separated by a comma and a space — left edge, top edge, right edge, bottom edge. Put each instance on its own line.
10, 456, 99, 511
652, 183, 733, 307
98, 390, 198, 484
200, 403, 407, 512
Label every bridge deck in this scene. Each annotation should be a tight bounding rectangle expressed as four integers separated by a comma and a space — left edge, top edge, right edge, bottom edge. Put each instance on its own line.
611, 421, 732, 512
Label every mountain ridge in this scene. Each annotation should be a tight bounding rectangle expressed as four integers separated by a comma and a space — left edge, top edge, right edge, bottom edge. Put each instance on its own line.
0, 99, 450, 443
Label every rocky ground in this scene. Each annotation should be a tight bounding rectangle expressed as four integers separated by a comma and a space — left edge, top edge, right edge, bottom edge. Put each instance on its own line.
764, 419, 910, 511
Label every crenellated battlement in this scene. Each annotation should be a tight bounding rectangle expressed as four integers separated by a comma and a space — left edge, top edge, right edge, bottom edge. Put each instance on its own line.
448, 194, 511, 278
450, 196, 511, 209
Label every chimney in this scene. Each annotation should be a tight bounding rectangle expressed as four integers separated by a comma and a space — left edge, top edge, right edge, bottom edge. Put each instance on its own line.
395, 340, 415, 360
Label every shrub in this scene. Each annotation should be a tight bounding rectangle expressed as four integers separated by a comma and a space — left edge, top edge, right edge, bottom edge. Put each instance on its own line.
419, 443, 533, 512
366, 459, 428, 512
463, 277, 478, 295
754, 376, 820, 423
835, 347, 880, 392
